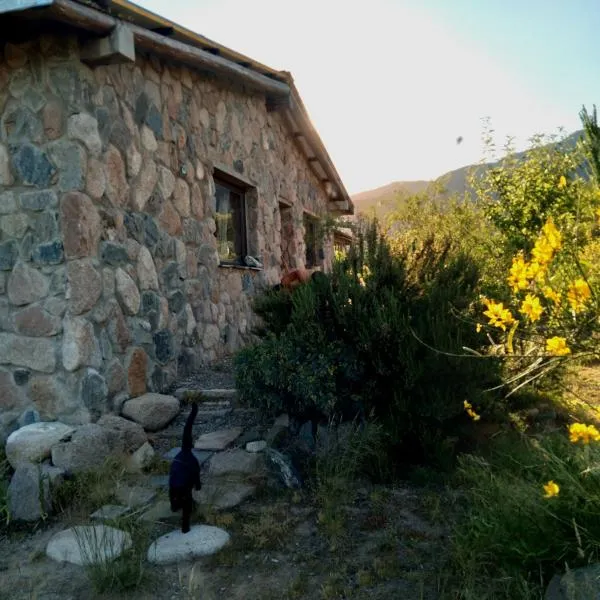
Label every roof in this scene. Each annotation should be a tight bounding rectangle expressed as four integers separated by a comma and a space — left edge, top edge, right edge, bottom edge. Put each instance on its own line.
0, 0, 353, 214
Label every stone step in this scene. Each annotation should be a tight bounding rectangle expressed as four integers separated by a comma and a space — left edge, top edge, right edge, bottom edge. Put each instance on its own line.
175, 388, 237, 402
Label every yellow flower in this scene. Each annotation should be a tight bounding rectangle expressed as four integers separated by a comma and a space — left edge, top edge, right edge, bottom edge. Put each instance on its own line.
546, 336, 570, 356
508, 254, 530, 292
527, 260, 546, 282
567, 278, 591, 313
519, 293, 544, 322
476, 323, 482, 333
532, 237, 555, 266
543, 480, 560, 498
558, 175, 567, 189
542, 286, 561, 305
483, 299, 515, 331
541, 218, 562, 251
463, 400, 481, 421
569, 423, 600, 444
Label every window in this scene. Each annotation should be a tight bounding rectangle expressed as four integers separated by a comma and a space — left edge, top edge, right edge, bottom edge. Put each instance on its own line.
304, 214, 319, 268
215, 178, 247, 264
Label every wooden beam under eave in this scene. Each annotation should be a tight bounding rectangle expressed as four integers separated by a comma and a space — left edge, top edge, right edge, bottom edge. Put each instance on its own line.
81, 23, 135, 65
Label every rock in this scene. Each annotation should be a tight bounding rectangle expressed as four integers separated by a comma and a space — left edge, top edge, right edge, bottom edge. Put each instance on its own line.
31, 241, 64, 266
126, 145, 142, 178
101, 241, 128, 266
545, 564, 600, 599
194, 481, 255, 510
51, 424, 113, 473
86, 157, 106, 199
67, 259, 102, 314
67, 113, 102, 156
10, 144, 55, 186
14, 304, 61, 337
62, 316, 101, 372
97, 414, 147, 453
0, 240, 19, 270
265, 448, 302, 489
125, 441, 155, 473
0, 144, 12, 186
0, 368, 27, 411
8, 463, 65, 521
207, 449, 263, 476
153, 329, 173, 364
0, 191, 17, 214
42, 100, 64, 141
194, 427, 243, 451
115, 268, 140, 315
173, 178, 190, 217
49, 140, 86, 192
162, 447, 212, 465
80, 369, 108, 420
19, 189, 57, 211
115, 485, 156, 507
137, 246, 158, 290
147, 525, 230, 564
104, 145, 128, 206
149, 475, 169, 489
46, 525, 132, 565
5, 421, 75, 468
0, 333, 57, 372
7, 261, 49, 306
90, 505, 131, 521
246, 440, 267, 453
126, 346, 148, 397
59, 192, 101, 259
17, 407, 39, 427
0, 212, 29, 238
139, 500, 179, 524
132, 159, 157, 212
121, 393, 179, 431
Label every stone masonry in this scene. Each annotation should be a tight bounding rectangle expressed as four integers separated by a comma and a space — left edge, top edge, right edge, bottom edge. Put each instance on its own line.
0, 35, 335, 440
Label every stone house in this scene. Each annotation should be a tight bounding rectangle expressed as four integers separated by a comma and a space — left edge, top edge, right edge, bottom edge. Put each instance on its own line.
0, 0, 352, 439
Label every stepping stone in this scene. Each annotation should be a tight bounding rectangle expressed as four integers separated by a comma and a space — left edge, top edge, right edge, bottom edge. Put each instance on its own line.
46, 525, 132, 566
246, 440, 267, 453
149, 475, 169, 489
208, 449, 263, 476
195, 481, 255, 510
162, 448, 213, 465
147, 525, 230, 564
90, 504, 131, 521
139, 500, 179, 524
194, 427, 242, 451
115, 485, 156, 507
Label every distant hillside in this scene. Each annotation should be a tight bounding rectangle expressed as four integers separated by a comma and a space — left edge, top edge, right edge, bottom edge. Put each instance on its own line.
352, 130, 584, 218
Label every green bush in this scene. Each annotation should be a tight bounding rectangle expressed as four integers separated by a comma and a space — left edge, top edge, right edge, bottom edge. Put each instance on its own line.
450, 431, 600, 599
236, 221, 501, 469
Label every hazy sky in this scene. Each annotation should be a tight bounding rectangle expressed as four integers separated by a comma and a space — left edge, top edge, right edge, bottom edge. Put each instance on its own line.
137, 0, 600, 194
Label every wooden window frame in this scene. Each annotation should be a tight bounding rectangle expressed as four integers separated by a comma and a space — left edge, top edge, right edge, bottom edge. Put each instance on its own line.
214, 177, 248, 266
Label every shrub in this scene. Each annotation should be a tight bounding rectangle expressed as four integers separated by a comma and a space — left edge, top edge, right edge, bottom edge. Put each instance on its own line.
236, 221, 501, 469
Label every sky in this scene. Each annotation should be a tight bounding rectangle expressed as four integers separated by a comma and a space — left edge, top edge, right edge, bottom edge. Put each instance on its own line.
137, 0, 600, 195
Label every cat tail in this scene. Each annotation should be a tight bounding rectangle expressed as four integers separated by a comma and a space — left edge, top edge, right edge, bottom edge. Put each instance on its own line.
182, 403, 198, 450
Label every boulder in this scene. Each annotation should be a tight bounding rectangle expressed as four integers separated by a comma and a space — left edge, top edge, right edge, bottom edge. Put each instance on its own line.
545, 564, 600, 599
50, 424, 112, 473
8, 463, 65, 521
246, 440, 267, 453
147, 525, 230, 564
207, 449, 263, 477
5, 421, 74, 468
96, 414, 147, 453
121, 393, 179, 431
46, 525, 132, 565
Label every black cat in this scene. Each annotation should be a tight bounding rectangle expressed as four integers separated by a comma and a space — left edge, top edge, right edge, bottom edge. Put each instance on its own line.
169, 403, 201, 533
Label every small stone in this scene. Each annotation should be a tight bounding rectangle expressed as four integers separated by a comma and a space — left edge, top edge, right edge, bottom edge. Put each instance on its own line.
202, 324, 220, 350
67, 259, 102, 314
17, 407, 39, 427
62, 316, 101, 372
42, 100, 64, 141
7, 261, 49, 306
3, 105, 43, 144
14, 304, 61, 337
195, 481, 255, 510
140, 125, 157, 151
48, 140, 86, 192
115, 485, 156, 507
8, 463, 64, 521
10, 144, 55, 187
105, 358, 126, 397
208, 449, 263, 476
13, 368, 30, 386
5, 421, 74, 468
31, 240, 64, 266
115, 267, 140, 315
0, 213, 29, 238
246, 440, 267, 453
90, 505, 131, 521
60, 192, 101, 259
0, 144, 12, 185
126, 145, 142, 178
121, 393, 179, 431
86, 157, 106, 199
19, 189, 57, 211
101, 241, 128, 266
0, 240, 19, 270
159, 201, 181, 236
127, 346, 148, 397
0, 368, 27, 411
46, 526, 132, 566
104, 145, 128, 207
153, 329, 173, 365
137, 246, 158, 290
132, 159, 157, 212
194, 427, 243, 451
0, 191, 17, 214
67, 113, 102, 156
147, 525, 230, 565
172, 178, 190, 217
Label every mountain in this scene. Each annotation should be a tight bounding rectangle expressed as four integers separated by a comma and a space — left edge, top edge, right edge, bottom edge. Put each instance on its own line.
352, 130, 584, 217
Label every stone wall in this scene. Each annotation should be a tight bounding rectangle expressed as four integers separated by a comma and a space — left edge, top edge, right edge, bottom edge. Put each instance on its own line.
0, 35, 334, 440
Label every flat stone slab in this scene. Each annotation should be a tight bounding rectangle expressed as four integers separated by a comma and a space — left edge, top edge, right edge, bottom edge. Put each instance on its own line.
194, 427, 242, 451
175, 388, 237, 401
246, 440, 267, 453
208, 449, 263, 476
195, 481, 255, 510
46, 525, 132, 566
162, 447, 213, 464
149, 475, 170, 489
90, 504, 131, 521
147, 525, 230, 564
115, 485, 156, 507
139, 500, 179, 524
